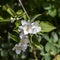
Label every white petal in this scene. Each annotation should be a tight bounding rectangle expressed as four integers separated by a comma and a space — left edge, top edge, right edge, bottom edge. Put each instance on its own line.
24, 30, 29, 35
20, 32, 24, 39
29, 29, 33, 34
36, 27, 41, 32
22, 44, 28, 52
18, 26, 23, 32
31, 27, 41, 34
31, 22, 38, 28
18, 43, 21, 46
16, 50, 21, 54
20, 32, 28, 39
12, 44, 18, 50
12, 47, 15, 51
21, 20, 27, 25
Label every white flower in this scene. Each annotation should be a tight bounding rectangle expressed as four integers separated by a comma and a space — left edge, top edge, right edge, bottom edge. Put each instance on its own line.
20, 35, 29, 51
18, 24, 31, 35
21, 44, 28, 52
20, 37, 29, 44
23, 25, 31, 35
14, 20, 41, 54
19, 32, 28, 39
20, 20, 31, 35
12, 36, 29, 54
18, 20, 41, 35
21, 20, 27, 25
31, 22, 41, 34
18, 26, 23, 32
12, 43, 22, 54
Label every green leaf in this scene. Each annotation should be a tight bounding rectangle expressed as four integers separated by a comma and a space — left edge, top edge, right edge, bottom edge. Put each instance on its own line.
43, 4, 52, 10
0, 19, 10, 23
35, 44, 43, 50
44, 55, 51, 60
32, 35, 43, 50
45, 43, 57, 55
43, 4, 54, 10
0, 16, 3, 20
1, 50, 8, 57
43, 34, 50, 41
31, 14, 42, 22
8, 33, 19, 42
51, 32, 58, 43
15, 20, 21, 27
2, 6, 16, 17
13, 27, 19, 34
43, 4, 57, 17
45, 43, 51, 52
7, 8, 16, 17
58, 39, 60, 45
40, 21, 56, 32
47, 8, 57, 17
16, 10, 23, 15
23, 14, 27, 20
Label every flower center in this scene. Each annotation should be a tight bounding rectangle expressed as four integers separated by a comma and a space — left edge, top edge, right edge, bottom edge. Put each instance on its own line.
15, 46, 21, 50
26, 26, 30, 32
21, 39, 27, 44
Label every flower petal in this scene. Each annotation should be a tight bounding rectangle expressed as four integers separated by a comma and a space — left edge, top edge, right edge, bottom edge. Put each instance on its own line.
16, 50, 21, 54
21, 20, 27, 25
22, 44, 28, 52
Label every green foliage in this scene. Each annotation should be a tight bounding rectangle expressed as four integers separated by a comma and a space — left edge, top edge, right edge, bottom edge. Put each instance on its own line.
8, 33, 20, 42
45, 42, 57, 55
32, 35, 43, 50
0, 0, 60, 60
40, 21, 56, 32
2, 6, 16, 17
43, 4, 57, 17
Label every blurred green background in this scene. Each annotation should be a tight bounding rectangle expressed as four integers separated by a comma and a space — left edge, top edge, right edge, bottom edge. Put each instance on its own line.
0, 0, 60, 60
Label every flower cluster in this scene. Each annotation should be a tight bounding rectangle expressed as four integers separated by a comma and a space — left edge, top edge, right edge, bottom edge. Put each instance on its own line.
12, 20, 41, 54
18, 20, 41, 35
12, 35, 29, 54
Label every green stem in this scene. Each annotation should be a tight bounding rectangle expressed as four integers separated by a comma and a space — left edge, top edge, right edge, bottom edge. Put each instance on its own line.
19, 0, 30, 20
30, 35, 38, 60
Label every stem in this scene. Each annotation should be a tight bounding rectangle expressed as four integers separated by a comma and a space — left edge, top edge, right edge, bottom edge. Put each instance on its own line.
33, 47, 38, 60
19, 0, 30, 20
30, 35, 38, 60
